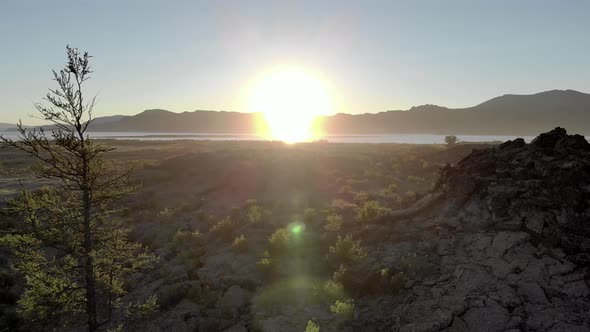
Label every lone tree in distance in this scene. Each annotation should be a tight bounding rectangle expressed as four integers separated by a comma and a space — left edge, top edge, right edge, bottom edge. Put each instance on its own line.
445, 135, 458, 146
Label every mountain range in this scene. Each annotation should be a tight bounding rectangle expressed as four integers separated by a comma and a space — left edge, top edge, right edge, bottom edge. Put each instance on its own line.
320, 89, 590, 135
5, 89, 590, 135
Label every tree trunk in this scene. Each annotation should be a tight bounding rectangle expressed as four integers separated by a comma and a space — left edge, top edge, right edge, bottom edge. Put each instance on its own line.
82, 153, 98, 332
83, 206, 98, 331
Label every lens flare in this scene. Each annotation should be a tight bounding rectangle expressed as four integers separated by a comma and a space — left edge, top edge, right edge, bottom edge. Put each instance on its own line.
288, 221, 306, 235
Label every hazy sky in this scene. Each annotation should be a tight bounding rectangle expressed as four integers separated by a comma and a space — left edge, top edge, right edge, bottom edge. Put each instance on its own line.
1, 0, 590, 124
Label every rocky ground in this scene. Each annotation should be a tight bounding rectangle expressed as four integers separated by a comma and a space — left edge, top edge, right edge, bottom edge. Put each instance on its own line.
114, 129, 590, 332
3, 131, 590, 331
353, 128, 590, 331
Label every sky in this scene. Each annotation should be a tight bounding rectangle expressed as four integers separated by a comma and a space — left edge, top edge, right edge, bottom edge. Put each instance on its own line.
1, 0, 590, 124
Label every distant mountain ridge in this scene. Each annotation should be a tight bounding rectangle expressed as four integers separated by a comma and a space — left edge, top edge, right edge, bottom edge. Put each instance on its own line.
324, 90, 590, 135
8, 89, 590, 135
91, 110, 261, 133
0, 123, 15, 131
320, 89, 590, 135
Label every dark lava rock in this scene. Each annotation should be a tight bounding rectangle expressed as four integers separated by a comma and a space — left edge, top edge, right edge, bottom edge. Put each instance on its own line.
444, 127, 590, 261
354, 128, 590, 332
531, 127, 590, 152
499, 137, 526, 150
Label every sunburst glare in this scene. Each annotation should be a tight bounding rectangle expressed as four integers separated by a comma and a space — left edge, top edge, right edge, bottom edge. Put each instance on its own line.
248, 67, 332, 143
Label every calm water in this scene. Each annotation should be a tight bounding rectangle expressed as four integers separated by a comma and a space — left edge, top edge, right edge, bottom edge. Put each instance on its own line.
0, 131, 535, 144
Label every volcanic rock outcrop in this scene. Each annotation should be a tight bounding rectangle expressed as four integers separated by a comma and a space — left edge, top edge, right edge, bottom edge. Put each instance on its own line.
355, 128, 590, 331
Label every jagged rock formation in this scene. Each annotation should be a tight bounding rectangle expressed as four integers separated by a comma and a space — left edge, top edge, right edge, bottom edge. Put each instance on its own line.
354, 128, 590, 331
440, 127, 590, 264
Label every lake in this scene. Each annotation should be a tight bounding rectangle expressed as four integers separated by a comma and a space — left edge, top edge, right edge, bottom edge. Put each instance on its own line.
0, 131, 535, 144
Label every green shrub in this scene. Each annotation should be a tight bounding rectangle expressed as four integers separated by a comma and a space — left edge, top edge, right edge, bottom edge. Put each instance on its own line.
208, 216, 236, 241
338, 185, 353, 194
246, 205, 263, 224
256, 252, 275, 278
305, 320, 320, 332
174, 229, 203, 246
106, 324, 123, 332
159, 207, 174, 217
256, 257, 272, 268
355, 200, 390, 223
331, 199, 356, 213
379, 183, 398, 197
268, 228, 290, 255
125, 295, 159, 319
332, 264, 348, 284
353, 191, 369, 203
330, 298, 354, 318
328, 235, 367, 265
232, 234, 248, 251
324, 213, 343, 232
172, 229, 205, 258
322, 280, 345, 303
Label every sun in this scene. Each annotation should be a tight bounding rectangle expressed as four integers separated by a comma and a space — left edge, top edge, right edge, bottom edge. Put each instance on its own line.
248, 67, 332, 143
